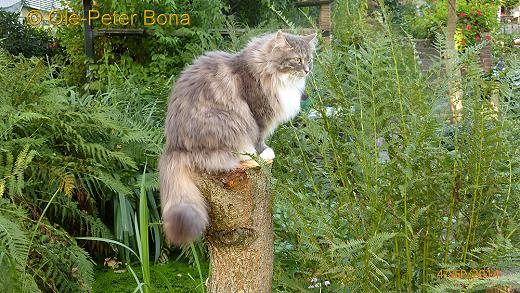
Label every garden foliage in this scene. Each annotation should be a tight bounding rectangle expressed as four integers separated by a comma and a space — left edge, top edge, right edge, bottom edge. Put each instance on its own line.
270, 1, 520, 291
402, 0, 500, 49
0, 0, 519, 291
0, 48, 164, 291
0, 11, 55, 58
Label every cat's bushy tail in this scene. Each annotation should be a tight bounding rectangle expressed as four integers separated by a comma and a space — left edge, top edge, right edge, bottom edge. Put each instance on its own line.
158, 151, 209, 245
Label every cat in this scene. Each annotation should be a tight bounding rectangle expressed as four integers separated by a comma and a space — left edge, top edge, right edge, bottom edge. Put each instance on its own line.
159, 31, 317, 245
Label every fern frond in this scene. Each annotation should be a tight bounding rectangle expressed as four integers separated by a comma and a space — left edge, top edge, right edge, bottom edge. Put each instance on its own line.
91, 170, 133, 196
0, 147, 35, 197
0, 205, 29, 270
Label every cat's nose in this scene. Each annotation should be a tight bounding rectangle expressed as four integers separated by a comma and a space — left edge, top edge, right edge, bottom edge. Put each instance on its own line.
304, 67, 310, 74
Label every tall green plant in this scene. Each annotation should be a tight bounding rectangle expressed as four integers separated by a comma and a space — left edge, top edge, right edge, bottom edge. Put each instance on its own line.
79, 167, 206, 293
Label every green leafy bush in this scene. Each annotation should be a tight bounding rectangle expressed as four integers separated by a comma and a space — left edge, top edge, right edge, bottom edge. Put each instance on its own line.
0, 11, 55, 57
0, 47, 167, 265
501, 0, 520, 9
455, 2, 500, 51
55, 0, 230, 88
402, 2, 448, 39
0, 156, 94, 293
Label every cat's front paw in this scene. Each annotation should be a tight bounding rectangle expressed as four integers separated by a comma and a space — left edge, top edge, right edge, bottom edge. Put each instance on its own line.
259, 147, 275, 161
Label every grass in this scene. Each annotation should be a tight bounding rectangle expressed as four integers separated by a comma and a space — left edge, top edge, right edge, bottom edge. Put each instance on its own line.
138, 165, 151, 293
92, 261, 209, 293
78, 165, 210, 292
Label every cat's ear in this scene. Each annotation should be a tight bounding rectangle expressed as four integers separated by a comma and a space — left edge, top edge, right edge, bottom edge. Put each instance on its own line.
303, 33, 318, 49
271, 30, 291, 51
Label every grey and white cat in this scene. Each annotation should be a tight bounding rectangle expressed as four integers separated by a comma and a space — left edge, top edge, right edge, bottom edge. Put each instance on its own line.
159, 31, 317, 245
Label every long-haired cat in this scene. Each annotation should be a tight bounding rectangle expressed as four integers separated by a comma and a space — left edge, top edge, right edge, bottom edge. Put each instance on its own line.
159, 31, 317, 245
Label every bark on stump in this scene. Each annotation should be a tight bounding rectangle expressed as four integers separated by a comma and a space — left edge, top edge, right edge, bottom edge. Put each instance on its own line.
193, 161, 273, 293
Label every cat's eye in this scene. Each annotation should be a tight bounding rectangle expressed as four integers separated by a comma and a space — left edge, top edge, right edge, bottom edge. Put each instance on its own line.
293, 57, 303, 64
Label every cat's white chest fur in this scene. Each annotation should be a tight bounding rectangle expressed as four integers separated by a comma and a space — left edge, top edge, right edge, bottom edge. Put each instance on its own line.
276, 76, 305, 122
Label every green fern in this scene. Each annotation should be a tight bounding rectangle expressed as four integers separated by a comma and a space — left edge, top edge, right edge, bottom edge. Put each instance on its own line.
0, 49, 166, 263
0, 146, 36, 198
0, 204, 30, 272
0, 197, 94, 292
0, 202, 40, 293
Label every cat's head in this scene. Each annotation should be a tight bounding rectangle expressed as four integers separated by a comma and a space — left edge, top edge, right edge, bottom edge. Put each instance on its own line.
249, 31, 317, 79
268, 31, 317, 79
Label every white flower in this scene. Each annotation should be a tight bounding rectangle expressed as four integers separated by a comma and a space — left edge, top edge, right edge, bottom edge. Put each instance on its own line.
324, 280, 331, 286
308, 284, 315, 289
311, 277, 318, 283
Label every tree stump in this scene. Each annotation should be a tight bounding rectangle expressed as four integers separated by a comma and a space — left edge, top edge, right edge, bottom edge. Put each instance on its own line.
193, 160, 273, 292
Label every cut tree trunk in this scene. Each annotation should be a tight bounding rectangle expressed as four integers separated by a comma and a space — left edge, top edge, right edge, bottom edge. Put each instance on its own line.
193, 160, 273, 292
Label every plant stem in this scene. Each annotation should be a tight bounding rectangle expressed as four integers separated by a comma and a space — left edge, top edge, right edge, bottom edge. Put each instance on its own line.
26, 188, 60, 269
191, 243, 206, 293
139, 167, 151, 293
500, 154, 514, 229
394, 237, 402, 290
463, 105, 485, 264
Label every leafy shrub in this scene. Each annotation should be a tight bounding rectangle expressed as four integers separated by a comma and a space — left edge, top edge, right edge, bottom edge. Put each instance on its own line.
55, 0, 230, 88
0, 47, 166, 265
501, 0, 520, 9
455, 3, 500, 51
402, 0, 500, 45
0, 153, 94, 293
0, 11, 55, 57
402, 2, 448, 39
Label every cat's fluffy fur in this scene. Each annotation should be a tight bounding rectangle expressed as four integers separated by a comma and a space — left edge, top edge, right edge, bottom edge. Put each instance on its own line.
159, 31, 317, 245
